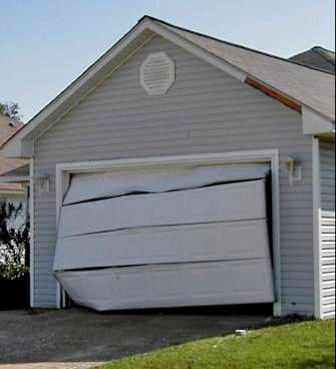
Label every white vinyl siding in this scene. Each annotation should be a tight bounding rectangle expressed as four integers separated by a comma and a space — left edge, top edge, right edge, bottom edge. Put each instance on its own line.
320, 141, 335, 319
33, 35, 314, 315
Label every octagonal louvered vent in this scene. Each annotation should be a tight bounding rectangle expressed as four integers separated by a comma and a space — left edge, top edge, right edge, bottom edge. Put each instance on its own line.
140, 52, 175, 96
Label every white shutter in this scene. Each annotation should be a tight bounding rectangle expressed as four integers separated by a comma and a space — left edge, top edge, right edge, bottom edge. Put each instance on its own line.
320, 141, 335, 319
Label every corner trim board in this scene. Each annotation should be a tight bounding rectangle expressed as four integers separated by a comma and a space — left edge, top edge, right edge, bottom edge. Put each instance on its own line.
312, 137, 322, 319
29, 158, 35, 308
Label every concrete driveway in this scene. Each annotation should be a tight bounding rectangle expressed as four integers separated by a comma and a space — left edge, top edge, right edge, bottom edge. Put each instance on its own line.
0, 306, 270, 369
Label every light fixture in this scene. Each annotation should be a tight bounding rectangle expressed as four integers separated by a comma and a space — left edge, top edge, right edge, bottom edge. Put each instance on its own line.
282, 156, 302, 186
35, 172, 50, 193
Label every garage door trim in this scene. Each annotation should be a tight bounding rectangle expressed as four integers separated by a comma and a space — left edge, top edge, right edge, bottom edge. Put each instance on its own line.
55, 149, 281, 314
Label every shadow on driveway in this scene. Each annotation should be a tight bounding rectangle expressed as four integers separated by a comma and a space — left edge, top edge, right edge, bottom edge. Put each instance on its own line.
0, 304, 271, 369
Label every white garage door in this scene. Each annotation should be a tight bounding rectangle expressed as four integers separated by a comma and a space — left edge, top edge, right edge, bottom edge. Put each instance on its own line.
54, 164, 275, 311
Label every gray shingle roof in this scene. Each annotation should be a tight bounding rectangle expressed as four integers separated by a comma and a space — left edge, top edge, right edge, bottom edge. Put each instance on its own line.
289, 47, 335, 74
147, 17, 335, 121
2, 16, 335, 158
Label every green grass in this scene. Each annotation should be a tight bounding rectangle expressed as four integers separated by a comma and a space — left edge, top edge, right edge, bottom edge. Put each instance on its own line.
97, 320, 335, 369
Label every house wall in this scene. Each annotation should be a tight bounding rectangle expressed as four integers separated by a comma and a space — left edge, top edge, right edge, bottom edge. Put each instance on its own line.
320, 141, 335, 318
33, 35, 314, 315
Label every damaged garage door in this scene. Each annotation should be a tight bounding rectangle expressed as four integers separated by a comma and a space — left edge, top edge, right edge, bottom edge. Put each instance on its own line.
54, 164, 275, 311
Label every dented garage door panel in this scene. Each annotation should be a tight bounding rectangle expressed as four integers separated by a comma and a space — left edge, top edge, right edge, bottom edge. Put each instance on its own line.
58, 180, 267, 238
54, 219, 270, 270
54, 167, 274, 311
55, 259, 274, 311
63, 163, 270, 205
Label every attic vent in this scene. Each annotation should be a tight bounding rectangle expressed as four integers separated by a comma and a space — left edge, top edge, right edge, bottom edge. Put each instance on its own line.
140, 52, 175, 95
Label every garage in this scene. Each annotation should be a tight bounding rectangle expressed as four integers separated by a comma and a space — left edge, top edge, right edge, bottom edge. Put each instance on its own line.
6, 15, 333, 317
54, 156, 276, 311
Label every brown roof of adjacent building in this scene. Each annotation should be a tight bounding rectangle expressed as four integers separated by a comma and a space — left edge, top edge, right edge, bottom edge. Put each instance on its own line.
0, 115, 27, 192
0, 115, 23, 145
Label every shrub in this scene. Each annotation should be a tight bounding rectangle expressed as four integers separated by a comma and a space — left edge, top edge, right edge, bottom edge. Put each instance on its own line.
0, 202, 29, 280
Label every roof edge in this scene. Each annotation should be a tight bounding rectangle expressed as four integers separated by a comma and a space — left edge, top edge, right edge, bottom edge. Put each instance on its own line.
1, 15, 334, 158
142, 15, 336, 76
1, 17, 249, 157
1, 19, 156, 156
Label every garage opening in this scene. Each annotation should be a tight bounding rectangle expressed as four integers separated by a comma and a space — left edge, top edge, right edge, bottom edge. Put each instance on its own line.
54, 161, 276, 312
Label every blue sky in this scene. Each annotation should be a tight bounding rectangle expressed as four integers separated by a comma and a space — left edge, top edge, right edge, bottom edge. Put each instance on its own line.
1, 0, 335, 122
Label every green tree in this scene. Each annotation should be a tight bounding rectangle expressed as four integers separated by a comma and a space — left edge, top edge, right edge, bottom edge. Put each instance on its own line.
0, 203, 29, 280
0, 102, 21, 119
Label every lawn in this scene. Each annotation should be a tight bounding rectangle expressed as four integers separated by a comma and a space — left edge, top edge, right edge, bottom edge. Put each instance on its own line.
97, 320, 335, 369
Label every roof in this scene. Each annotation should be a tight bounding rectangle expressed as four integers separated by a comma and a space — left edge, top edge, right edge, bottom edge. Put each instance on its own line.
0, 162, 29, 178
289, 47, 335, 74
0, 115, 23, 146
1, 16, 335, 158
149, 17, 335, 121
0, 115, 27, 192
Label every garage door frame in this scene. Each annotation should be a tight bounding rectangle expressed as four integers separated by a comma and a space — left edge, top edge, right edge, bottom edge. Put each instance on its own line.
54, 149, 281, 315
